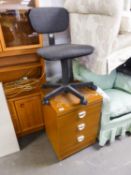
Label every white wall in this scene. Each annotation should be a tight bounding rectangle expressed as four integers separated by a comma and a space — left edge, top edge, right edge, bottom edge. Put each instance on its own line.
0, 83, 19, 158
39, 0, 70, 82
40, 0, 65, 7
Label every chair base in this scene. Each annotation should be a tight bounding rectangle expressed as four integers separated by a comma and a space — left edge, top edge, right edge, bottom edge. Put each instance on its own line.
42, 82, 97, 105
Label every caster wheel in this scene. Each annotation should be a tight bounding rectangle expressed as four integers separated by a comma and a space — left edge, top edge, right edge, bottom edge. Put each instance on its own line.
81, 99, 87, 105
42, 99, 50, 105
90, 84, 97, 90
92, 85, 97, 90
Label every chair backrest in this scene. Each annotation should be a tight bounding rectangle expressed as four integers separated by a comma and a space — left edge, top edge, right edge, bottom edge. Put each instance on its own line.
29, 7, 69, 34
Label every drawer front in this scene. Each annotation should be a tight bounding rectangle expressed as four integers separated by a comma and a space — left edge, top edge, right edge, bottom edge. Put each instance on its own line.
58, 102, 102, 151
59, 135, 96, 159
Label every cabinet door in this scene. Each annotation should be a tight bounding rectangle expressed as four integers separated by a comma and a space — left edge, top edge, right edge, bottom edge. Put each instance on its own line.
15, 94, 44, 135
0, 40, 2, 52
8, 101, 22, 135
0, 0, 42, 52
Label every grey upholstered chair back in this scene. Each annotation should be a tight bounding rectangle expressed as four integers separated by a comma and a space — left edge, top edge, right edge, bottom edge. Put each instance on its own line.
29, 7, 69, 34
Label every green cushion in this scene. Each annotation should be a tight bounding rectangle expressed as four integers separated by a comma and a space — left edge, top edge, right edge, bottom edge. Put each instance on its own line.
105, 89, 131, 118
114, 72, 131, 94
74, 61, 117, 90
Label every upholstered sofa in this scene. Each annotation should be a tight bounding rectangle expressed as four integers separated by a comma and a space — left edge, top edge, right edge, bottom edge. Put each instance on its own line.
65, 0, 131, 75
73, 61, 131, 146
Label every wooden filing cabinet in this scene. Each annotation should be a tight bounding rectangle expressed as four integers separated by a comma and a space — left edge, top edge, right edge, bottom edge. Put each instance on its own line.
43, 88, 102, 160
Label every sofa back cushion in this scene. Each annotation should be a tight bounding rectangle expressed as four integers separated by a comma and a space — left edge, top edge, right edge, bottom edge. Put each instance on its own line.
78, 63, 117, 90
65, 0, 123, 16
114, 72, 131, 93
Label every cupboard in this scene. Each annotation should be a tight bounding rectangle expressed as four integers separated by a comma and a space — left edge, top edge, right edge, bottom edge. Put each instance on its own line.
0, 0, 43, 57
8, 91, 44, 137
0, 0, 45, 136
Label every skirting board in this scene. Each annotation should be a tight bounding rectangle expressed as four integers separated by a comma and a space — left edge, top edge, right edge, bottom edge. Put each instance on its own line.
0, 83, 20, 158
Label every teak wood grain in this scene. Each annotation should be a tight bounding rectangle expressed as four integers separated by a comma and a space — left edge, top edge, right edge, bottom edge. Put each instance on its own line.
8, 92, 44, 137
43, 88, 103, 160
0, 0, 45, 137
8, 101, 22, 135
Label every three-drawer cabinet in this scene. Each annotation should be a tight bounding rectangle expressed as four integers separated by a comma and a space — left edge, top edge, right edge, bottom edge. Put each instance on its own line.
43, 88, 102, 160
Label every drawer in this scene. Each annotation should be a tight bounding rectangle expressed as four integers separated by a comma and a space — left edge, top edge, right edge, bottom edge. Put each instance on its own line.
59, 126, 98, 151
59, 131, 98, 160
58, 102, 101, 151
58, 102, 102, 129
58, 101, 102, 119
59, 134, 96, 159
58, 121, 99, 150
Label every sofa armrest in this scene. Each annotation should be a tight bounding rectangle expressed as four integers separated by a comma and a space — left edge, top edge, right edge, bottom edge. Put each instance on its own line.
114, 72, 131, 94
97, 87, 111, 125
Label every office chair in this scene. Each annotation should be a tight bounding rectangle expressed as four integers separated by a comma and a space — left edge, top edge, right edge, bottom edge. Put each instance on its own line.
29, 7, 96, 105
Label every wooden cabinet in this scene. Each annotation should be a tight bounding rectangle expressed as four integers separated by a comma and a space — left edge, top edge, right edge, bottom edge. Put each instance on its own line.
4, 60, 46, 137
8, 92, 44, 137
43, 88, 102, 160
0, 0, 43, 57
0, 0, 45, 137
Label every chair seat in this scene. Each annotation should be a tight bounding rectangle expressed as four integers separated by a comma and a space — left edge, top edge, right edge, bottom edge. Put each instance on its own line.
37, 44, 94, 61
104, 89, 131, 119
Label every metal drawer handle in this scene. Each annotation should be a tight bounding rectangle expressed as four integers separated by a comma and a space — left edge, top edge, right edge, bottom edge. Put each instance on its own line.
78, 111, 86, 119
77, 135, 85, 142
77, 123, 86, 131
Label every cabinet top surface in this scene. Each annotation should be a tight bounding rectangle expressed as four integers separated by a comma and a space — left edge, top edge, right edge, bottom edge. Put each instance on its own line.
44, 88, 103, 115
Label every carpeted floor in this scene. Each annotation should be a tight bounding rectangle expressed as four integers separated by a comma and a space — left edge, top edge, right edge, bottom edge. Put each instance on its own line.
0, 131, 131, 175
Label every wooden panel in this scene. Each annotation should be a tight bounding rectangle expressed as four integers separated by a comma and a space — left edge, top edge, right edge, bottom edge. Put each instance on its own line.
0, 54, 40, 67
0, 61, 44, 83
15, 94, 44, 135
0, 41, 2, 52
8, 101, 22, 135
0, 48, 39, 57
44, 106, 59, 155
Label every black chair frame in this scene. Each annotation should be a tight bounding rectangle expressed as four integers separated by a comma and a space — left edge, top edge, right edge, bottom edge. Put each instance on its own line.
29, 7, 97, 105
